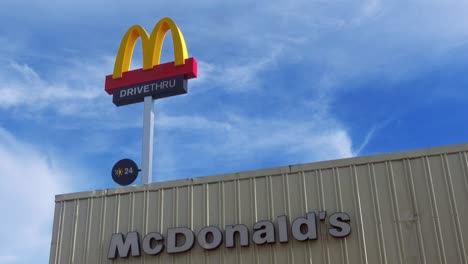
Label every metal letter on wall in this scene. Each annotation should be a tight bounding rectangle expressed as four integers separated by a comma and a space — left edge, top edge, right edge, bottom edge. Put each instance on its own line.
107, 232, 141, 259
225, 224, 250, 248
292, 212, 318, 241
142, 232, 164, 255
277, 215, 289, 243
328, 212, 352, 238
167, 228, 195, 254
252, 220, 276, 245
197, 226, 223, 250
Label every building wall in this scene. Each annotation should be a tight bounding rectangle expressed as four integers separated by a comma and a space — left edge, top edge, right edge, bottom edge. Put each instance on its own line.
49, 144, 468, 263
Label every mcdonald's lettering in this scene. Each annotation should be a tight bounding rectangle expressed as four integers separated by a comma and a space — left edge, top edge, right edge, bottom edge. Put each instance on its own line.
105, 17, 197, 106
108, 212, 351, 259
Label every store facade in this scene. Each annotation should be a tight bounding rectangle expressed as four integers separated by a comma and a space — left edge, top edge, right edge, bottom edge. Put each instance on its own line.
49, 144, 468, 263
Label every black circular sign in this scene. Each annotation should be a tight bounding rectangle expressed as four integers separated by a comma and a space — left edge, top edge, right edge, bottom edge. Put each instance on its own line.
112, 159, 139, 186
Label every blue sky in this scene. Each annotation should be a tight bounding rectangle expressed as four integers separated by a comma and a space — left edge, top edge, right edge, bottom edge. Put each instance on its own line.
1, 0, 468, 263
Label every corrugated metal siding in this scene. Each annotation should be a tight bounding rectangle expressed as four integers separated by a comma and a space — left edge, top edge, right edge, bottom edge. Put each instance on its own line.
50, 144, 468, 264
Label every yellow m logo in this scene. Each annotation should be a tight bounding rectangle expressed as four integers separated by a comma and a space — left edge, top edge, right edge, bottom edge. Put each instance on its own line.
113, 17, 189, 79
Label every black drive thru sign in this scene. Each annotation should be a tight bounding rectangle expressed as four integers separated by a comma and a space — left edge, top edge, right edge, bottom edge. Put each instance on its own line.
112, 76, 187, 106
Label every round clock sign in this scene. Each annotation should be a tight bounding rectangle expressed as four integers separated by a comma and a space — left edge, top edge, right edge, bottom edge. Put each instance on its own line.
112, 159, 139, 186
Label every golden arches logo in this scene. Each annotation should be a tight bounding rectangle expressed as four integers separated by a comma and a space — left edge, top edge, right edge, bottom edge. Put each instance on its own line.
113, 17, 188, 79
105, 17, 197, 95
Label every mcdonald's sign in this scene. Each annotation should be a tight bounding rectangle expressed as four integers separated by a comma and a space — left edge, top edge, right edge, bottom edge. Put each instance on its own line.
105, 17, 197, 106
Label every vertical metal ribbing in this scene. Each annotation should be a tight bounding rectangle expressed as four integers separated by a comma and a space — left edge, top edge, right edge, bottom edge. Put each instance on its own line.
334, 168, 349, 264
251, 178, 260, 264
204, 184, 209, 263
235, 180, 242, 264
301, 171, 313, 264
236, 180, 241, 224
175, 187, 179, 227
462, 152, 468, 203
403, 159, 427, 263
70, 200, 78, 263
385, 161, 405, 264
113, 195, 121, 264
53, 201, 64, 264
205, 184, 209, 225
188, 186, 193, 264
128, 192, 135, 264
98, 195, 107, 264
369, 164, 387, 264
351, 165, 368, 264
267, 175, 277, 264
252, 178, 257, 221
442, 154, 467, 264
219, 183, 223, 227
287, 173, 298, 264
116, 195, 121, 233
218, 182, 224, 264
153, 190, 162, 264
130, 192, 134, 230
267, 175, 274, 223
301, 172, 309, 214
281, 174, 291, 264
129, 192, 135, 264
189, 185, 193, 229
460, 152, 468, 259
172, 188, 177, 264
142, 191, 148, 264
159, 190, 164, 234
318, 169, 331, 264
423, 156, 446, 263
84, 198, 93, 264
220, 182, 226, 264
282, 173, 289, 217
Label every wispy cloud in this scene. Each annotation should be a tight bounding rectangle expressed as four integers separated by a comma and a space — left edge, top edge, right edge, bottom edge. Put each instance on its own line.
153, 111, 353, 180
0, 58, 110, 112
353, 118, 394, 156
0, 256, 19, 264
0, 128, 72, 263
193, 47, 283, 93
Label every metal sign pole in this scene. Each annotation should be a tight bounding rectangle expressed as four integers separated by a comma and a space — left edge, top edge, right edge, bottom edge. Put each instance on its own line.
141, 95, 154, 184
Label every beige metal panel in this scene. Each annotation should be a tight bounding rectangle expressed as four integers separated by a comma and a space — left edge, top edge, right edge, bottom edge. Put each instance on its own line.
409, 156, 441, 264
428, 154, 459, 263
85, 197, 104, 262
70, 199, 89, 264
49, 201, 62, 263
50, 144, 468, 264
444, 153, 468, 263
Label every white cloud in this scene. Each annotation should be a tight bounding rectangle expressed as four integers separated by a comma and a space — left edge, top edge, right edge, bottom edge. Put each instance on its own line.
0, 256, 19, 264
154, 111, 354, 180
255, 0, 468, 94
218, 114, 353, 160
361, 0, 382, 18
159, 114, 232, 131
0, 128, 71, 263
193, 47, 282, 93
0, 57, 113, 115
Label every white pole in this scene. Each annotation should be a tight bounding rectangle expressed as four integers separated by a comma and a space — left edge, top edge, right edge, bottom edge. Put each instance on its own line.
141, 95, 154, 184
